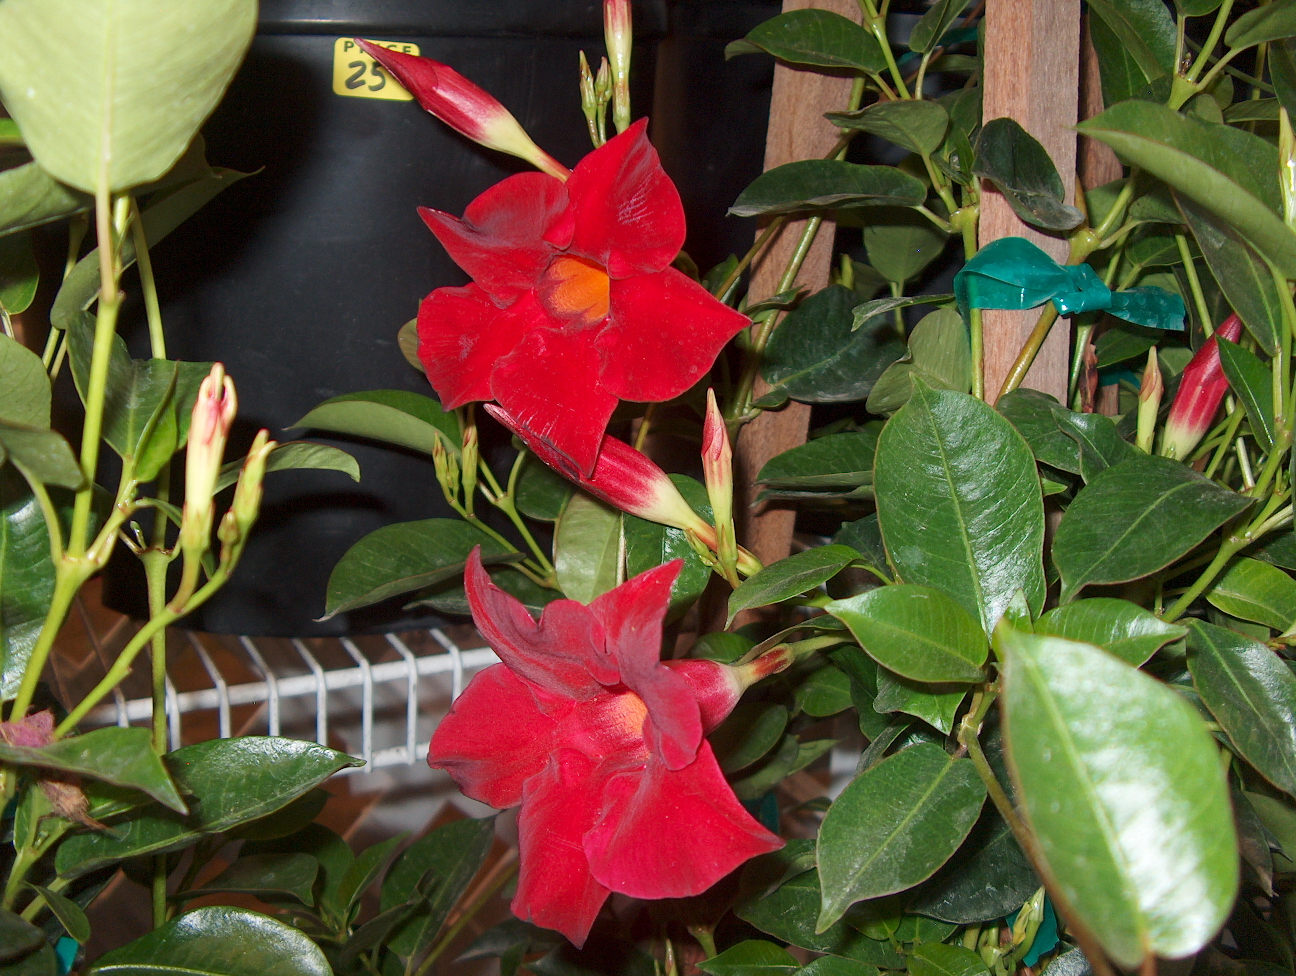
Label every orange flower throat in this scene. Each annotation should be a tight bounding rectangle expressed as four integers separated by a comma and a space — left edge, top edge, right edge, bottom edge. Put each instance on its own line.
541, 255, 610, 326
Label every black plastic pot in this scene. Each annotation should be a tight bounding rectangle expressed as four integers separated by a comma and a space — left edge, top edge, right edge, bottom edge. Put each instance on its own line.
104, 0, 777, 637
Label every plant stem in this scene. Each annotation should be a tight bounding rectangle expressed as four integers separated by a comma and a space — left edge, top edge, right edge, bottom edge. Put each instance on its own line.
1186, 0, 1236, 83
131, 196, 165, 359
410, 857, 519, 976
1176, 234, 1213, 336
713, 220, 785, 301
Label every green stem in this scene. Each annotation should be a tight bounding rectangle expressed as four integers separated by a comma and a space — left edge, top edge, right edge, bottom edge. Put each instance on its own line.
410, 859, 519, 976
889, 280, 906, 340
1176, 233, 1213, 336
958, 694, 1026, 840
131, 196, 165, 360
861, 0, 909, 98
1186, 0, 1236, 83
7, 571, 82, 721
955, 209, 985, 400
713, 219, 784, 301
1205, 407, 1247, 479
1163, 533, 1246, 622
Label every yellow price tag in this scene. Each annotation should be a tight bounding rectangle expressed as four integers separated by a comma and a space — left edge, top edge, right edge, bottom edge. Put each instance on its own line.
332, 38, 418, 101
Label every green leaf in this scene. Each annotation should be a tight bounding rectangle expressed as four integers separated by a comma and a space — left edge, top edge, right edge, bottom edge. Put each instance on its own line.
997, 624, 1238, 968
1205, 558, 1296, 632
1087, 12, 1152, 108
229, 788, 328, 843
724, 9, 885, 72
1050, 410, 1139, 484
0, 725, 184, 812
728, 545, 860, 624
0, 421, 82, 488
1086, 0, 1176, 84
827, 585, 986, 683
908, 0, 968, 54
1077, 102, 1296, 278
1274, 37, 1296, 120
242, 824, 351, 922
973, 119, 1083, 231
759, 429, 878, 491
874, 384, 1046, 631
796, 666, 854, 718
908, 944, 990, 976
1179, 196, 1282, 355
732, 736, 836, 801
0, 232, 39, 315
186, 853, 318, 906
555, 492, 621, 604
0, 909, 44, 962
850, 294, 954, 332
1187, 621, 1296, 798
711, 702, 789, 774
215, 442, 359, 494
1034, 598, 1186, 667
0, 161, 90, 237
731, 161, 926, 218
833, 514, 889, 579
758, 286, 904, 407
0, 333, 50, 428
515, 454, 572, 521
337, 833, 405, 918
381, 817, 495, 958
324, 518, 516, 618
0, 0, 255, 193
827, 101, 950, 157
909, 810, 1040, 924
1216, 338, 1276, 452
87, 906, 330, 976
996, 389, 1084, 473
56, 737, 360, 878
735, 868, 905, 966
0, 469, 55, 701
817, 742, 986, 930
863, 209, 949, 284
1052, 455, 1252, 602
624, 474, 713, 619
872, 670, 966, 734
698, 941, 800, 976
0, 944, 54, 975
292, 389, 458, 457
1226, 2, 1296, 50
1093, 324, 1159, 369
866, 310, 971, 415
797, 959, 878, 976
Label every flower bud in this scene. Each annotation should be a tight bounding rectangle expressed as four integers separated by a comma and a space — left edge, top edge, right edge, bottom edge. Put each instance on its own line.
1159, 313, 1243, 461
665, 645, 793, 732
579, 50, 601, 147
181, 364, 236, 556
356, 40, 570, 182
431, 435, 460, 506
219, 429, 275, 551
703, 389, 738, 582
461, 417, 479, 515
1136, 346, 1162, 454
604, 0, 632, 135
1282, 107, 1296, 234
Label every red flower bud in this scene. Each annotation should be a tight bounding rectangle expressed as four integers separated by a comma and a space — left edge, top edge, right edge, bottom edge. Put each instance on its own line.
356, 39, 570, 181
1159, 314, 1244, 461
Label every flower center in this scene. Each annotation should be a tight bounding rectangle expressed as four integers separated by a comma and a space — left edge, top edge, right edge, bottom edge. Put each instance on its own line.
539, 255, 610, 326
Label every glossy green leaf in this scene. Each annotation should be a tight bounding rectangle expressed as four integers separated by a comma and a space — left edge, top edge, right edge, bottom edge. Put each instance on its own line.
292, 389, 458, 457
909, 811, 1040, 924
515, 453, 572, 521
0, 909, 44, 962
973, 118, 1083, 231
1086, 0, 1176, 83
1187, 621, 1296, 797
1086, 12, 1146, 109
229, 788, 328, 843
997, 625, 1238, 968
625, 474, 712, 619
732, 736, 836, 801
0, 0, 255, 193
863, 210, 949, 285
0, 421, 81, 488
796, 665, 854, 718
1205, 558, 1296, 632
1052, 455, 1252, 602
827, 585, 986, 683
338, 833, 405, 918
324, 518, 515, 618
827, 101, 950, 157
0, 232, 38, 315
728, 545, 860, 624
711, 702, 789, 774
1093, 325, 1158, 369
698, 941, 799, 976
1216, 338, 1276, 452
0, 470, 54, 701
56, 737, 360, 878
1179, 196, 1282, 355
381, 816, 496, 958
908, 944, 990, 976
242, 824, 351, 922
555, 492, 621, 604
797, 959, 878, 976
725, 9, 885, 72
87, 906, 330, 976
694, 631, 756, 664
1051, 410, 1138, 483
0, 725, 183, 812
996, 389, 1084, 473
758, 285, 904, 407
817, 743, 986, 930
0, 160, 89, 237
1227, 2, 1296, 50
735, 868, 905, 966
866, 310, 971, 415
758, 430, 878, 491
731, 161, 926, 218
1251, 527, 1296, 571
1034, 598, 1186, 667
875, 384, 1046, 630
214, 441, 358, 494
0, 334, 50, 429
1077, 102, 1296, 277
850, 294, 954, 332
908, 0, 967, 53
187, 853, 318, 906
833, 514, 889, 579
873, 671, 967, 736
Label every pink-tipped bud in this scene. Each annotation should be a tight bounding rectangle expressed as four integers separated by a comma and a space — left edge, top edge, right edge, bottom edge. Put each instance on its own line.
665, 645, 793, 732
703, 389, 738, 582
604, 0, 633, 134
1159, 313, 1243, 461
181, 364, 236, 554
219, 429, 275, 552
356, 40, 570, 182
1136, 346, 1163, 454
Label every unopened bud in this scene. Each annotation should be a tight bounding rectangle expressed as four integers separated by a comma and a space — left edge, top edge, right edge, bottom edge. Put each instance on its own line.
595, 56, 611, 108
665, 645, 793, 731
579, 51, 601, 147
702, 389, 738, 582
220, 429, 275, 551
181, 364, 236, 556
431, 436, 460, 506
1160, 313, 1243, 460
461, 417, 479, 515
604, 0, 632, 135
1282, 107, 1296, 233
1136, 346, 1163, 453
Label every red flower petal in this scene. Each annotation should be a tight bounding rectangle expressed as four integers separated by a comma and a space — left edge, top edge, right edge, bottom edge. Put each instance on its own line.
513, 749, 614, 948
426, 663, 563, 809
492, 327, 618, 478
588, 561, 702, 770
465, 548, 613, 698
417, 284, 533, 409
418, 172, 567, 307
547, 119, 684, 278
583, 742, 784, 899
598, 268, 750, 402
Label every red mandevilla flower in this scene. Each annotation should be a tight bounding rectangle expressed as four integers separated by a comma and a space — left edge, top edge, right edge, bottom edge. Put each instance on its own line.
413, 118, 750, 476
1160, 313, 1244, 461
428, 549, 787, 947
